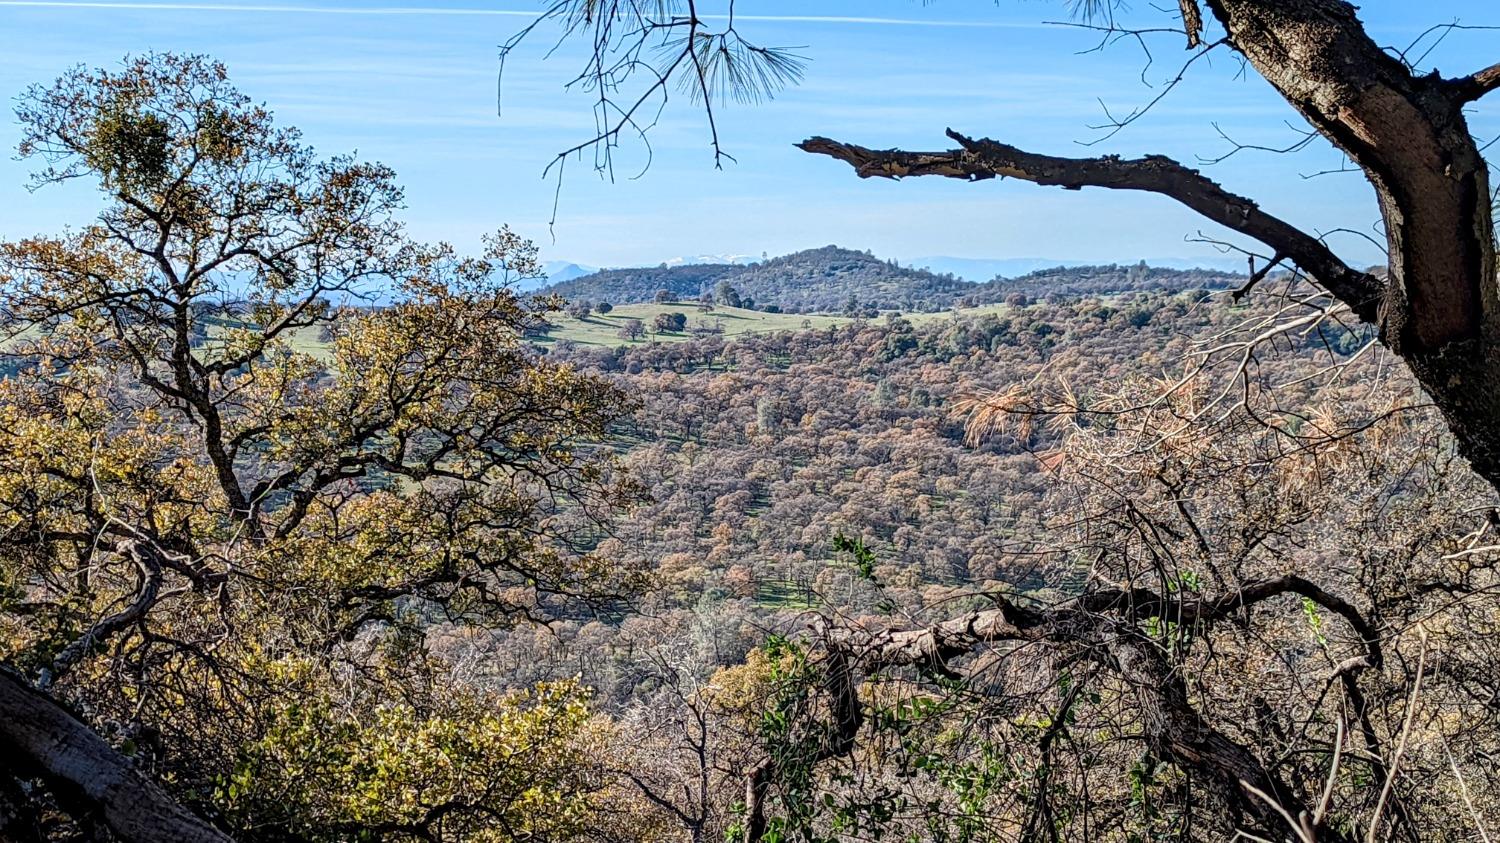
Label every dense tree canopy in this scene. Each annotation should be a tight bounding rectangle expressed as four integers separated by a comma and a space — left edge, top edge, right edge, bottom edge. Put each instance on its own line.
540, 246, 1237, 313
525, 295, 1500, 842
5, 0, 1500, 838
0, 54, 646, 841
504, 2, 1500, 840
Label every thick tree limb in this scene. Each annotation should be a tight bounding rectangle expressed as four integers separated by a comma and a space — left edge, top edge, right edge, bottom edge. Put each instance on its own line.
1453, 61, 1500, 104
826, 592, 1058, 680
1178, 0, 1205, 49
832, 574, 1379, 677
800, 0, 1500, 496
797, 131, 1384, 323
793, 5, 1500, 498
1191, 0, 1500, 497
0, 668, 232, 843
768, 576, 1378, 843
1181, 574, 1381, 666
1202, 0, 1494, 354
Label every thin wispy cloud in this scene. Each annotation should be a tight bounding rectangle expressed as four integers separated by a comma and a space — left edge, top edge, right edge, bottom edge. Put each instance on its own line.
0, 0, 1043, 27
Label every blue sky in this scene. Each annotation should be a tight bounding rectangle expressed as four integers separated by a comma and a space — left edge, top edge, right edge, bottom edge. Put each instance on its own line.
0, 0, 1496, 270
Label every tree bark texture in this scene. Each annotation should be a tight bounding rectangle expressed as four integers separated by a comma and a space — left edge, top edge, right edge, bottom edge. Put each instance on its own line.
0, 669, 231, 843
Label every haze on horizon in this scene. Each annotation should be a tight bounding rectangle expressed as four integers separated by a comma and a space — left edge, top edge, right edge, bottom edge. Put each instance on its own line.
0, 0, 1495, 271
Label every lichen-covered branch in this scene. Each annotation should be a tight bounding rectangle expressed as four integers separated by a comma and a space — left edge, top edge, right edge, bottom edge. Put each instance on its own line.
747, 575, 1379, 842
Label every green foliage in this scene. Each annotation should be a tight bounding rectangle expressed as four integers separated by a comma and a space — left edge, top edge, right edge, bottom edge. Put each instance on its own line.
0, 53, 647, 841
749, 636, 838, 843
655, 311, 688, 333
85, 105, 171, 192
221, 680, 608, 842
831, 533, 877, 581
1302, 596, 1329, 648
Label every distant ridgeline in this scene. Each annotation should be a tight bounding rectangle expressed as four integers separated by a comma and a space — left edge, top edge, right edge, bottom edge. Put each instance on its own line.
539, 245, 1243, 314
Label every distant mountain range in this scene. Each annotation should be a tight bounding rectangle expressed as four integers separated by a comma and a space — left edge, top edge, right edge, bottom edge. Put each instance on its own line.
538, 254, 759, 287
535, 261, 598, 288
538, 246, 1244, 314
661, 253, 760, 267
541, 251, 1245, 287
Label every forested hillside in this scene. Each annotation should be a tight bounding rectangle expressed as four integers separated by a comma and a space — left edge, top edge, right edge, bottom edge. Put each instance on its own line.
541, 261, 742, 305
9, 35, 1500, 843
472, 288, 1376, 704
542, 245, 1242, 313
427, 283, 1500, 843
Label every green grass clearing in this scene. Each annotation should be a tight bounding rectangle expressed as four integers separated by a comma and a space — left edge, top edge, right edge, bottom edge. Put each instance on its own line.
534, 302, 1014, 348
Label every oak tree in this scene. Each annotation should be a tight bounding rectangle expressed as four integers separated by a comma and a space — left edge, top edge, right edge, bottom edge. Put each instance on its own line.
0, 54, 644, 842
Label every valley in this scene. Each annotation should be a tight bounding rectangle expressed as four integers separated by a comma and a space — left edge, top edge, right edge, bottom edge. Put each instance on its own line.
5, 11, 1495, 836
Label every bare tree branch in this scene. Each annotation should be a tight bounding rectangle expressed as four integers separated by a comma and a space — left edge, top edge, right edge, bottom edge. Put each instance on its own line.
797, 130, 1385, 322
1453, 60, 1500, 103
764, 573, 1381, 843
38, 539, 165, 689
1233, 253, 1288, 302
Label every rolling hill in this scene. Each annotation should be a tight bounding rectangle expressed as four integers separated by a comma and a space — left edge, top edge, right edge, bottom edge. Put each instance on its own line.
540, 263, 743, 306
541, 246, 969, 312
540, 246, 1242, 313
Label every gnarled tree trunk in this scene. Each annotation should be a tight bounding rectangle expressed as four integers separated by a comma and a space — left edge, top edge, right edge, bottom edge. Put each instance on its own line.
750, 576, 1385, 842
1207, 0, 1500, 485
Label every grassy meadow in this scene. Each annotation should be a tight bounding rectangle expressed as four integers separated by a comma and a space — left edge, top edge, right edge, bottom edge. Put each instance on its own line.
535, 301, 1014, 348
